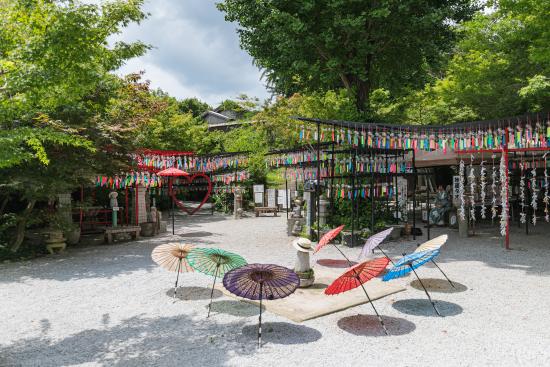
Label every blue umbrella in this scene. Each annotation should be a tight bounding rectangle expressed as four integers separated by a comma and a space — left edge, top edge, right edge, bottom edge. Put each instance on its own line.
383, 249, 442, 316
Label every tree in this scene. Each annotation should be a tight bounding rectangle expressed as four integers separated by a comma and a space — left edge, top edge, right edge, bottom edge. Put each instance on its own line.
218, 0, 477, 112
178, 97, 211, 118
407, 0, 550, 121
0, 0, 148, 251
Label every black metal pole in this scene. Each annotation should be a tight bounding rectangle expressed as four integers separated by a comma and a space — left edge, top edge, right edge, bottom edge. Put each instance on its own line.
258, 282, 263, 348
430, 259, 456, 288
358, 281, 388, 335
370, 169, 375, 235
409, 264, 441, 316
173, 258, 182, 298
316, 122, 321, 238
351, 151, 356, 247
412, 150, 417, 240
207, 264, 219, 318
330, 136, 335, 223
285, 167, 289, 219
426, 184, 431, 240
171, 177, 175, 235
394, 173, 399, 223
376, 245, 395, 266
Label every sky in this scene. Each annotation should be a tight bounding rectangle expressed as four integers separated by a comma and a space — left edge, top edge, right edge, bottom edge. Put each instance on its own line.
113, 0, 270, 106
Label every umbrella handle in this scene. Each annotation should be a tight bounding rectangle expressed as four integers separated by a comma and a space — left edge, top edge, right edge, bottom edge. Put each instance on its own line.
173, 258, 182, 298
409, 265, 442, 317
258, 282, 263, 348
207, 264, 220, 318
430, 259, 456, 288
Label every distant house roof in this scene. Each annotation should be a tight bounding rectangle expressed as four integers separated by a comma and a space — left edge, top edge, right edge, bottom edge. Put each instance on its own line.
201, 108, 247, 131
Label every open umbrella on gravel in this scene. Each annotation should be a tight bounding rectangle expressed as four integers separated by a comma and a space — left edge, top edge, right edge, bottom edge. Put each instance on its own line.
314, 225, 345, 254
157, 167, 189, 235
383, 249, 442, 316
151, 242, 194, 298
188, 248, 247, 317
357, 227, 394, 264
223, 263, 300, 348
325, 257, 391, 335
414, 235, 454, 288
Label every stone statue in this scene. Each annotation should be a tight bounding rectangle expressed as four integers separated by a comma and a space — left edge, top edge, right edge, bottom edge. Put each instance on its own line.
291, 197, 304, 218
429, 185, 451, 225
291, 237, 315, 287
109, 191, 119, 208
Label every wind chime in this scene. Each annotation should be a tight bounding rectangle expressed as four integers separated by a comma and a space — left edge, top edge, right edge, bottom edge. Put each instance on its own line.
491, 154, 498, 222
544, 153, 550, 222
530, 154, 538, 226
480, 158, 487, 219
469, 155, 476, 223
458, 159, 466, 221
297, 116, 550, 152
519, 161, 526, 224
499, 153, 508, 236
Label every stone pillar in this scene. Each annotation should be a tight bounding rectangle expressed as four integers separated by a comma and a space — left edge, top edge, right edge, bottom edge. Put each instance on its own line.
233, 187, 243, 219
458, 214, 468, 238
303, 191, 315, 232
133, 185, 148, 225
318, 198, 329, 226
57, 193, 72, 223
295, 251, 311, 272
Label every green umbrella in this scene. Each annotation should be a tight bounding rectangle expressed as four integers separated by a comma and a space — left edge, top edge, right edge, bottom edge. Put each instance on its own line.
188, 247, 247, 317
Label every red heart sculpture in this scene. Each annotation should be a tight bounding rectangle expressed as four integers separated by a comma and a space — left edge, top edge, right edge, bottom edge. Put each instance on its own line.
170, 173, 212, 215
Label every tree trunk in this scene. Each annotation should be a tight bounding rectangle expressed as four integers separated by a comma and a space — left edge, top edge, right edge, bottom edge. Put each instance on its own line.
355, 80, 370, 113
0, 196, 8, 216
10, 199, 36, 253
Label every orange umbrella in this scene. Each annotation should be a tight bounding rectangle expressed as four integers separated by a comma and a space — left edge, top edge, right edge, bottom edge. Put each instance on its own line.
325, 257, 391, 335
151, 242, 194, 298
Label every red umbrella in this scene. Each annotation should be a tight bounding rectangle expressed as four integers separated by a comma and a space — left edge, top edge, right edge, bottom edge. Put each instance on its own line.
314, 224, 345, 254
325, 257, 391, 335
157, 167, 189, 177
157, 168, 189, 234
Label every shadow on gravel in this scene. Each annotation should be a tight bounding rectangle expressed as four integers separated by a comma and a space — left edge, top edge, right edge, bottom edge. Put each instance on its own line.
316, 259, 357, 268
0, 314, 250, 366
410, 278, 468, 293
239, 322, 322, 345
337, 314, 416, 337
178, 231, 214, 238
208, 300, 263, 317
167, 286, 222, 301
392, 299, 463, 317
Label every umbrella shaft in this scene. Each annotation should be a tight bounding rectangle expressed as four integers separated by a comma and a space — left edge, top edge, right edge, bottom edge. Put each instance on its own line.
207, 265, 219, 318
258, 282, 263, 348
431, 260, 455, 288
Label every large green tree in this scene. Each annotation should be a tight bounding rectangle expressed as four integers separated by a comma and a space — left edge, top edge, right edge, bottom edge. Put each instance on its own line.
218, 0, 478, 113
399, 0, 550, 122
0, 0, 148, 251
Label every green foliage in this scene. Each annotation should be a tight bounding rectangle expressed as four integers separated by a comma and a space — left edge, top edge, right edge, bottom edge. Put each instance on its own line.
218, 0, 477, 111
178, 97, 211, 117
403, 1, 550, 121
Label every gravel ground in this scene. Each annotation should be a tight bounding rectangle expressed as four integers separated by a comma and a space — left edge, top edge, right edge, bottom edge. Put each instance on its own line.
1, 212, 549, 367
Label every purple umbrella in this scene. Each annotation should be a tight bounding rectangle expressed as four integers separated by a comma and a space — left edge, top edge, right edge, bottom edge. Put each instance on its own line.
358, 227, 394, 264
223, 263, 300, 348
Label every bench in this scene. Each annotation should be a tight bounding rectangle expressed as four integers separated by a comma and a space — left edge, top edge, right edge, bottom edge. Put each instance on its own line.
255, 207, 278, 217
104, 226, 141, 244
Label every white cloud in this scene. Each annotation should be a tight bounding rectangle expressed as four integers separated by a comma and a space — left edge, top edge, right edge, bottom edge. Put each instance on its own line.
112, 0, 270, 106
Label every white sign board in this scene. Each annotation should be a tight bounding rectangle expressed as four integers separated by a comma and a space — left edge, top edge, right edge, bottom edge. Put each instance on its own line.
452, 175, 460, 203
254, 193, 264, 205
278, 189, 290, 209
253, 185, 264, 193
267, 189, 277, 207
397, 177, 407, 202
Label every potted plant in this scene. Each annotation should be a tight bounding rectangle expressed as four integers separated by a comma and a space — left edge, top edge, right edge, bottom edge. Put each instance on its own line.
65, 223, 81, 245
295, 268, 315, 287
